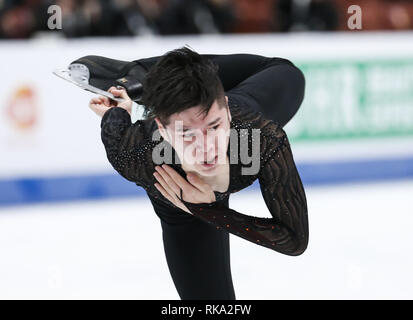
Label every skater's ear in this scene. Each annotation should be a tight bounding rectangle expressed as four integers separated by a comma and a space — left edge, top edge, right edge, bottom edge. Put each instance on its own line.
225, 96, 231, 123
154, 117, 170, 142
154, 117, 164, 132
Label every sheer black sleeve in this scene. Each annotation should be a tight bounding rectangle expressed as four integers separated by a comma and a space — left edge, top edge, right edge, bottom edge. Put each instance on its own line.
100, 106, 156, 190
183, 124, 309, 256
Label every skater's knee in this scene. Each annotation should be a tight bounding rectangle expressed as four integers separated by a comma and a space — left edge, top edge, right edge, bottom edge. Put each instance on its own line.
262, 64, 305, 126
275, 63, 305, 112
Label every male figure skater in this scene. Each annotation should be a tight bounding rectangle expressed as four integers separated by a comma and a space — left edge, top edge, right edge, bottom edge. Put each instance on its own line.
83, 46, 308, 299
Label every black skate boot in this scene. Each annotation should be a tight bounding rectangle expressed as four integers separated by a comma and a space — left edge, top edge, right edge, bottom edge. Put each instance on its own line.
53, 55, 148, 103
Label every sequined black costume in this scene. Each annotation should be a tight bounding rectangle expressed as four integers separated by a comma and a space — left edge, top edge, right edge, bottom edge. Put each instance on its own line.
100, 53, 308, 299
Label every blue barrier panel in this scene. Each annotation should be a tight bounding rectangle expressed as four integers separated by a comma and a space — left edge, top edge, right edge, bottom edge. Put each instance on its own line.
1, 157, 413, 208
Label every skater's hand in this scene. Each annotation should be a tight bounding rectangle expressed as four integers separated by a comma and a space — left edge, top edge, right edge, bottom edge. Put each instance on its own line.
88, 86, 132, 118
108, 86, 133, 115
153, 164, 216, 214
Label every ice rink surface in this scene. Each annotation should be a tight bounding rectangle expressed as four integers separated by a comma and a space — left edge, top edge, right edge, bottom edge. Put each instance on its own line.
0, 179, 412, 300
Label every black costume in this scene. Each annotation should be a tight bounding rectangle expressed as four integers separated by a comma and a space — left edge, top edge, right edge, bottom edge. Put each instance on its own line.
99, 53, 309, 299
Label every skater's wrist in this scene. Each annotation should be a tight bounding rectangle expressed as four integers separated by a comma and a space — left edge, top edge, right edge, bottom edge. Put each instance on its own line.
181, 199, 220, 208
100, 107, 131, 128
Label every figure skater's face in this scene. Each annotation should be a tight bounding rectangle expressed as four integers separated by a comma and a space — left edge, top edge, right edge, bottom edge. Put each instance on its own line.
155, 96, 231, 177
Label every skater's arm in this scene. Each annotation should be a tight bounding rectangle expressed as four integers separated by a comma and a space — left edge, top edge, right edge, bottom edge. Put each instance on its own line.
182, 126, 309, 256
135, 53, 297, 92
89, 87, 148, 184
100, 107, 150, 184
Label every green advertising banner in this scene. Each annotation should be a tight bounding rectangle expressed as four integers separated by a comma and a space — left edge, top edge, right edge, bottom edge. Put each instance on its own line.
286, 59, 413, 141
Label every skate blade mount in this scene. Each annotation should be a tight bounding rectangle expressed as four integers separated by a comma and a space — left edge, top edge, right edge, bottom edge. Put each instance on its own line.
53, 63, 146, 122
52, 63, 125, 102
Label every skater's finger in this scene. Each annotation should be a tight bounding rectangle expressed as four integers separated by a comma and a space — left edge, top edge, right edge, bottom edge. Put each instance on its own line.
111, 88, 126, 98
161, 164, 193, 193
108, 86, 130, 100
89, 100, 110, 118
90, 103, 106, 112
154, 183, 176, 205
101, 96, 110, 107
154, 178, 180, 205
89, 100, 100, 110
90, 98, 104, 109
97, 97, 107, 107
90, 97, 101, 104
153, 172, 176, 197
154, 166, 181, 197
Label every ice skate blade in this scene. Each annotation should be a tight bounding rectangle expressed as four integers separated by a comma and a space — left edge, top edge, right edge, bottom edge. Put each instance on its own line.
52, 68, 126, 102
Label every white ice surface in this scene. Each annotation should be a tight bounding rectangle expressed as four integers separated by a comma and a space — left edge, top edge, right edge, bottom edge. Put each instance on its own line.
0, 179, 412, 300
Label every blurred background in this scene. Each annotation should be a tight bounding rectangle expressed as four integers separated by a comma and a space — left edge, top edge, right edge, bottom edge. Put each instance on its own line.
3, 0, 413, 38
0, 0, 412, 299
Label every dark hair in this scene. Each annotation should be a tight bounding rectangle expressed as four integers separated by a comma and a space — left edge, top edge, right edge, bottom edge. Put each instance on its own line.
141, 46, 226, 125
